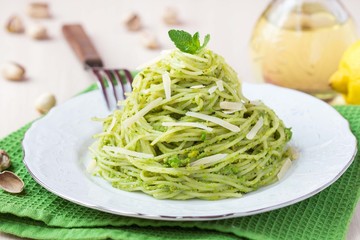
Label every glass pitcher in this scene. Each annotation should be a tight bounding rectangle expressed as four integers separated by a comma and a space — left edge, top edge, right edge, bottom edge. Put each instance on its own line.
250, 0, 358, 101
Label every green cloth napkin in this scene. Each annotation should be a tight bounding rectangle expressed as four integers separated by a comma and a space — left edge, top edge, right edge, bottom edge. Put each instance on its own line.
0, 86, 359, 240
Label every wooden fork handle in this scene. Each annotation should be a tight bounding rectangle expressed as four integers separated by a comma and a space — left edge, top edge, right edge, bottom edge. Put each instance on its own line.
62, 24, 103, 68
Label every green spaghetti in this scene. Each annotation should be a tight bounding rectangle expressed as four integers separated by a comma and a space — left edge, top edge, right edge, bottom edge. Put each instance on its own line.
89, 30, 293, 200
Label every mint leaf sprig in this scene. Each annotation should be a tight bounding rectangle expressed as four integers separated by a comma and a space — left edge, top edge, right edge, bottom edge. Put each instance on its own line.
168, 29, 210, 54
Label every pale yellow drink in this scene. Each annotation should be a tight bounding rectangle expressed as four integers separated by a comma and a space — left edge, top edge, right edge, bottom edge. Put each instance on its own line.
250, 5, 357, 100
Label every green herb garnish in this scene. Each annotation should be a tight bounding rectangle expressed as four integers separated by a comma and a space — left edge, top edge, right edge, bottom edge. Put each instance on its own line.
168, 29, 210, 54
200, 132, 207, 141
285, 128, 293, 141
165, 155, 190, 168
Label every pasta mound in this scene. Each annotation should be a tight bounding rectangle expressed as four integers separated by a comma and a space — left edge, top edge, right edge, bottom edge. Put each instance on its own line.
90, 48, 292, 200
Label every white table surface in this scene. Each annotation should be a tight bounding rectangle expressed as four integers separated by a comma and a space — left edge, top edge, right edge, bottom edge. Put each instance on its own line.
0, 0, 359, 239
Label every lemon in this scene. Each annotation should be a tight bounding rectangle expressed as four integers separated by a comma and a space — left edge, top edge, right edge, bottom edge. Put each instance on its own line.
346, 80, 360, 104
330, 40, 360, 104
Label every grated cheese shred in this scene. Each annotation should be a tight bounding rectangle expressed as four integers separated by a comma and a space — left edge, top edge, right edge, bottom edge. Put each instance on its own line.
216, 80, 224, 91
277, 158, 292, 180
208, 86, 217, 94
186, 111, 240, 132
246, 117, 264, 139
190, 154, 228, 167
122, 98, 163, 128
220, 101, 244, 111
162, 72, 171, 100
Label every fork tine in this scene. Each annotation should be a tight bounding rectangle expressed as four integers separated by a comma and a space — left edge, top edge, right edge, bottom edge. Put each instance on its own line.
123, 69, 133, 86
91, 68, 133, 111
103, 70, 120, 106
92, 69, 111, 110
113, 70, 126, 99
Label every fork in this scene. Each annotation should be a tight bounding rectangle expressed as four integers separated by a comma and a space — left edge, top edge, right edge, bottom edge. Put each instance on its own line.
62, 24, 133, 110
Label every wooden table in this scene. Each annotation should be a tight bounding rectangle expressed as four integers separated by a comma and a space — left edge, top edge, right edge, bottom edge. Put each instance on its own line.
0, 0, 359, 239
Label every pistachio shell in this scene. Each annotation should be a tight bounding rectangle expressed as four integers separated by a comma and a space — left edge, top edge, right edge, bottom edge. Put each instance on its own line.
1, 62, 26, 81
123, 13, 141, 31
0, 150, 11, 172
27, 24, 48, 40
35, 92, 56, 114
5, 15, 24, 33
0, 171, 24, 194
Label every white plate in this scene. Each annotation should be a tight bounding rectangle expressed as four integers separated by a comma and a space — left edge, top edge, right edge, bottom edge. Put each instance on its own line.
23, 83, 357, 221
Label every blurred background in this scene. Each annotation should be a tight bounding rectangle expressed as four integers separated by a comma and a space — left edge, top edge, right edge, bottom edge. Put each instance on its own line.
0, 1, 359, 239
